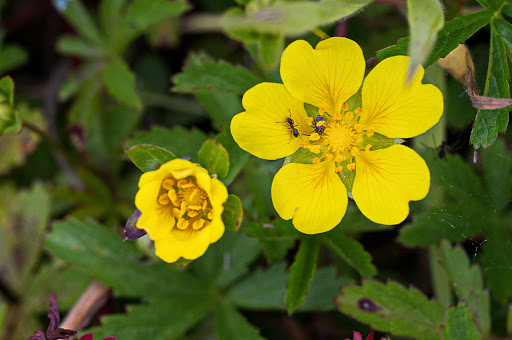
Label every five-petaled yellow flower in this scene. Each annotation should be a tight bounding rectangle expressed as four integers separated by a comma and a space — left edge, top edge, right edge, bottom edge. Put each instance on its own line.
231, 38, 443, 234
135, 159, 228, 262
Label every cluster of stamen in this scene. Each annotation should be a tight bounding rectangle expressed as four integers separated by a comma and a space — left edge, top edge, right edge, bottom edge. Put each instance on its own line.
157, 176, 213, 231
301, 103, 374, 173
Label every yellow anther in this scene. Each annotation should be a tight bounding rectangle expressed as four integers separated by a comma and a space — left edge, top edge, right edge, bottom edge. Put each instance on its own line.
180, 201, 188, 213
177, 218, 189, 230
162, 179, 175, 190
316, 120, 326, 127
335, 166, 343, 174
173, 207, 182, 218
180, 182, 195, 189
309, 145, 321, 154
208, 210, 214, 220
168, 189, 178, 204
188, 211, 199, 218
335, 154, 343, 162
355, 108, 363, 116
313, 157, 321, 165
347, 163, 356, 172
188, 205, 202, 210
189, 188, 198, 201
342, 102, 349, 111
354, 124, 364, 133
365, 144, 373, 152
334, 111, 342, 120
193, 219, 206, 230
367, 129, 374, 137
202, 200, 208, 210
345, 112, 354, 120
158, 193, 170, 205
351, 147, 360, 157
324, 153, 333, 161
309, 133, 321, 141
306, 117, 314, 125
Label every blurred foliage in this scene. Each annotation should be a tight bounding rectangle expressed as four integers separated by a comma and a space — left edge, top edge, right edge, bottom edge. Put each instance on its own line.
1, 0, 512, 339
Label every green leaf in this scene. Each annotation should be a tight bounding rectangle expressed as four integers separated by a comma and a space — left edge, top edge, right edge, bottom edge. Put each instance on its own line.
198, 139, 230, 179
481, 229, 512, 302
215, 301, 265, 340
222, 194, 243, 232
286, 238, 320, 314
377, 10, 492, 67
222, 0, 372, 36
228, 263, 345, 311
0, 303, 6, 334
0, 45, 28, 74
406, 0, 444, 79
439, 240, 490, 336
398, 202, 489, 247
196, 92, 243, 130
321, 232, 376, 278
244, 219, 303, 240
124, 144, 177, 172
507, 304, 512, 334
45, 218, 205, 298
102, 58, 142, 109
87, 295, 215, 340
61, 0, 103, 44
190, 231, 261, 289
258, 34, 284, 70
216, 123, 250, 185
261, 239, 295, 263
494, 18, 512, 58
482, 138, 512, 211
442, 303, 480, 340
99, 0, 125, 41
57, 35, 105, 58
172, 57, 262, 94
68, 76, 103, 134
116, 0, 189, 49
425, 153, 486, 202
125, 126, 208, 163
0, 76, 21, 135
470, 24, 510, 149
336, 279, 445, 340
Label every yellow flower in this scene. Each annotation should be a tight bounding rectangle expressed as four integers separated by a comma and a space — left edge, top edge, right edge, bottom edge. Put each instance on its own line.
135, 159, 228, 263
231, 38, 443, 234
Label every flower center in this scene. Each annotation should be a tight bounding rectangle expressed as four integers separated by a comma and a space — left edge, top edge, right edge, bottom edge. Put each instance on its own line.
157, 176, 213, 231
301, 103, 374, 173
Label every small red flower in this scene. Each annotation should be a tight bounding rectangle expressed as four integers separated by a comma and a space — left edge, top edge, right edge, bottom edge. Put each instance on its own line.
79, 333, 117, 340
345, 330, 374, 340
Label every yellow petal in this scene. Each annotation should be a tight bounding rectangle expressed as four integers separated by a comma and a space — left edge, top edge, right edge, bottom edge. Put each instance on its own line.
352, 145, 430, 225
360, 55, 443, 138
155, 228, 210, 263
231, 83, 309, 160
280, 38, 365, 116
271, 161, 348, 234
207, 178, 228, 242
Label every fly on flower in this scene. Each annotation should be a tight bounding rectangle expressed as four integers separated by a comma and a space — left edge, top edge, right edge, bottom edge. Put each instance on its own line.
231, 37, 443, 234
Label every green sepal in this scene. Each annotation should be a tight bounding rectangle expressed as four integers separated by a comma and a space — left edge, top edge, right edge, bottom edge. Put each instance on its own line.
303, 103, 320, 118
0, 76, 21, 135
124, 144, 177, 172
361, 131, 396, 151
338, 162, 355, 197
198, 139, 230, 179
222, 194, 243, 232
284, 147, 316, 166
443, 302, 480, 340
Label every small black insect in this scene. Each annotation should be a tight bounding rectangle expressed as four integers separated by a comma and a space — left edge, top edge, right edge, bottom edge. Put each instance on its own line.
278, 110, 300, 138
286, 117, 300, 138
313, 115, 326, 135
357, 298, 378, 312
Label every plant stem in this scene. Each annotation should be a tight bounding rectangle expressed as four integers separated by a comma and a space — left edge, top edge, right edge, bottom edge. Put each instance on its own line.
23, 121, 74, 162
312, 28, 330, 40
